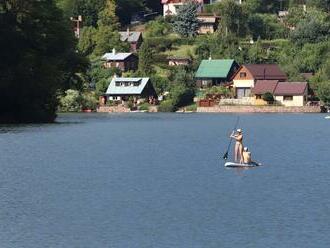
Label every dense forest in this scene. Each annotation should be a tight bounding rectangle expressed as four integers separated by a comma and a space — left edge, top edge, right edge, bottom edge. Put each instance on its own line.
0, 0, 330, 122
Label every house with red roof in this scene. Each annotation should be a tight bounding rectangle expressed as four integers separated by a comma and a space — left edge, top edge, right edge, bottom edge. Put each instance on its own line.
252, 81, 309, 106
232, 64, 287, 99
162, 0, 204, 16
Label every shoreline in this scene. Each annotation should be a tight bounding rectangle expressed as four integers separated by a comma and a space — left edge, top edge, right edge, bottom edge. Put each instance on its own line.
95, 105, 322, 113
196, 105, 321, 113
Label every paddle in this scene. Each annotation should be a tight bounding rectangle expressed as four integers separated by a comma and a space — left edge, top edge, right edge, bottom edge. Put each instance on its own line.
222, 116, 240, 160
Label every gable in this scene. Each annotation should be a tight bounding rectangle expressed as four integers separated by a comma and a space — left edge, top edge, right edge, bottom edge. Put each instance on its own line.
232, 65, 254, 81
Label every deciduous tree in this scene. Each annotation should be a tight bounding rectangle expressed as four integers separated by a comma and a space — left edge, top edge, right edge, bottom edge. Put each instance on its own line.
0, 0, 85, 122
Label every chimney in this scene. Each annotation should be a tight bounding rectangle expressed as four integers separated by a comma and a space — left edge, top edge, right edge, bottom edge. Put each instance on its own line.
127, 27, 130, 36
208, 56, 212, 60
112, 48, 116, 55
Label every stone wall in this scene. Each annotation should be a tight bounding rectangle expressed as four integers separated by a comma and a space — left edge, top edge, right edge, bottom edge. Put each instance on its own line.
197, 105, 321, 113
97, 106, 130, 113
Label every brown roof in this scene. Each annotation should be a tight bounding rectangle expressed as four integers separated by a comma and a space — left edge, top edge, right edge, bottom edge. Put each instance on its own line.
252, 80, 279, 95
274, 82, 308, 96
245, 64, 287, 80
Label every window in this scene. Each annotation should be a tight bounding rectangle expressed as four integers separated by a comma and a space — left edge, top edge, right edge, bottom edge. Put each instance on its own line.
240, 72, 247, 78
115, 82, 120, 86
124, 82, 130, 87
256, 95, 262, 99
284, 95, 293, 101
236, 88, 251, 99
134, 82, 140, 86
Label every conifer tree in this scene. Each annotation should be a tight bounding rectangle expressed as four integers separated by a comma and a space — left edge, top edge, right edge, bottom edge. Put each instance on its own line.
172, 1, 199, 37
98, 0, 119, 28
138, 41, 155, 76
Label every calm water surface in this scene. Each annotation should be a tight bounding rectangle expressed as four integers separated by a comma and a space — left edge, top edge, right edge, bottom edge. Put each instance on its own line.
0, 113, 330, 248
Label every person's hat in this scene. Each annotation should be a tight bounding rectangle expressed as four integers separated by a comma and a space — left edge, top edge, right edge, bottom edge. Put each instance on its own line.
244, 147, 248, 151
237, 129, 242, 133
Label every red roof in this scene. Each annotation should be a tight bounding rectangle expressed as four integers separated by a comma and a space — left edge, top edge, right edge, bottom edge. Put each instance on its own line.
245, 64, 287, 80
274, 82, 308, 96
252, 80, 279, 95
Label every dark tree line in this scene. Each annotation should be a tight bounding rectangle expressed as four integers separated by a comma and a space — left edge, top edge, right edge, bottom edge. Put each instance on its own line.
0, 0, 86, 123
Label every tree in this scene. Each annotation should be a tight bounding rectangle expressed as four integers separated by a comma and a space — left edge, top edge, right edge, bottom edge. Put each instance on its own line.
290, 15, 330, 46
172, 1, 199, 37
71, 0, 105, 27
247, 14, 264, 40
247, 39, 266, 63
169, 84, 195, 109
145, 17, 172, 37
307, 0, 330, 12
78, 26, 97, 55
316, 81, 330, 104
56, 0, 75, 18
245, 0, 263, 12
137, 41, 155, 76
219, 0, 247, 37
98, 0, 119, 27
93, 25, 128, 56
59, 89, 83, 112
0, 0, 84, 122
87, 60, 121, 94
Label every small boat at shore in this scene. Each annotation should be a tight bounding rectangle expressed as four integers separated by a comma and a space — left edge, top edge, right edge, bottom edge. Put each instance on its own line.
224, 161, 261, 168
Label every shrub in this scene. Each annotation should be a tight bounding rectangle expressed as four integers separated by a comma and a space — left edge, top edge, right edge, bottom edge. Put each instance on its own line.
158, 100, 176, 112
138, 103, 150, 111
81, 92, 98, 110
170, 84, 195, 108
185, 103, 197, 112
145, 17, 172, 37
59, 89, 82, 112
262, 92, 275, 103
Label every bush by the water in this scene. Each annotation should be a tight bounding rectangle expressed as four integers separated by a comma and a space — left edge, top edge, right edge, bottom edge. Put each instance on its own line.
59, 90, 98, 112
158, 100, 176, 112
138, 103, 150, 111
185, 103, 197, 112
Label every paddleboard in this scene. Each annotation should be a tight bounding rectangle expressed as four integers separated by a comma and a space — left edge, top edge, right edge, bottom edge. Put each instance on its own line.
224, 161, 261, 168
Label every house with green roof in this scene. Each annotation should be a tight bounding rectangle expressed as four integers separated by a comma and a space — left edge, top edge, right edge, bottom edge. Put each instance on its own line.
195, 59, 239, 88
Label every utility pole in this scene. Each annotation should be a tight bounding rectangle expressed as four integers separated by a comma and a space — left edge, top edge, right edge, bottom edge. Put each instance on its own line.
70, 15, 83, 38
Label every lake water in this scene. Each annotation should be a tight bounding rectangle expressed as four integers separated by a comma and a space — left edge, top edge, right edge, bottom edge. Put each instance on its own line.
0, 113, 330, 248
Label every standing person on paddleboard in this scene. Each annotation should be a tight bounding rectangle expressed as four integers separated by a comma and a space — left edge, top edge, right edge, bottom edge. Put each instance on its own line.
230, 129, 243, 163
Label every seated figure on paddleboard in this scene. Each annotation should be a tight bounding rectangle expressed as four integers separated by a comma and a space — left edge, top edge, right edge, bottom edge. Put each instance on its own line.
242, 147, 252, 163
230, 129, 243, 164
